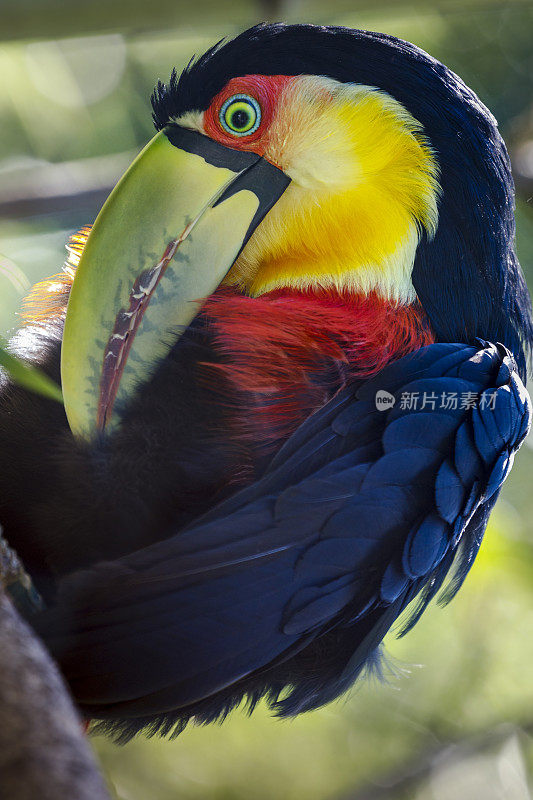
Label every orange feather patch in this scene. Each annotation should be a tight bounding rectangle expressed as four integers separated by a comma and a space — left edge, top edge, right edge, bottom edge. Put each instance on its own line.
20, 226, 91, 326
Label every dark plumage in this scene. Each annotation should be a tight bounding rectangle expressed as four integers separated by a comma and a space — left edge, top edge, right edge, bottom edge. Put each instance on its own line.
0, 24, 531, 741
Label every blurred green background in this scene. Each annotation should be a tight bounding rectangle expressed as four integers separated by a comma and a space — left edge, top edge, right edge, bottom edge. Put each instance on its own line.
1, 1, 533, 798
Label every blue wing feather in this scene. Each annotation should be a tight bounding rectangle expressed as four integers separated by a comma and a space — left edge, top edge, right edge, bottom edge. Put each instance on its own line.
35, 341, 531, 736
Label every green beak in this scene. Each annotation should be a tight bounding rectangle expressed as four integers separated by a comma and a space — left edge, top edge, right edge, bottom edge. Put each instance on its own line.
61, 126, 290, 438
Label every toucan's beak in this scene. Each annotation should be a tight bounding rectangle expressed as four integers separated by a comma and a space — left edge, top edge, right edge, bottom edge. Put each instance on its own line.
61, 126, 290, 438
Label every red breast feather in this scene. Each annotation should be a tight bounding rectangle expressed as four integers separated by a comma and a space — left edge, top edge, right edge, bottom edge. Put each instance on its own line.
201, 287, 434, 449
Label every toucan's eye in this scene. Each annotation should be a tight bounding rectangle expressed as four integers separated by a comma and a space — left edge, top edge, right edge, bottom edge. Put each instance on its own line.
219, 94, 261, 136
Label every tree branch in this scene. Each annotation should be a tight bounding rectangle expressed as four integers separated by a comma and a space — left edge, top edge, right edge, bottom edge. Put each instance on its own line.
0, 586, 110, 799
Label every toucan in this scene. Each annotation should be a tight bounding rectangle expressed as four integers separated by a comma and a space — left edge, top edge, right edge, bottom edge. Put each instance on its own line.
0, 23, 531, 741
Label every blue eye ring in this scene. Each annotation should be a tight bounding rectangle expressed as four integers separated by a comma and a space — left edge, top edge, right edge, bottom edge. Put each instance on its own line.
219, 94, 262, 137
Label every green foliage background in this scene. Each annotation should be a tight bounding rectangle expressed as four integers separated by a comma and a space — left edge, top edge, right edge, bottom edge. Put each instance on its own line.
1, 1, 532, 797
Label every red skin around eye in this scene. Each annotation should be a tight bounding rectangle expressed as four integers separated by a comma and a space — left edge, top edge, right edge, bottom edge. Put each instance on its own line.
203, 75, 293, 155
